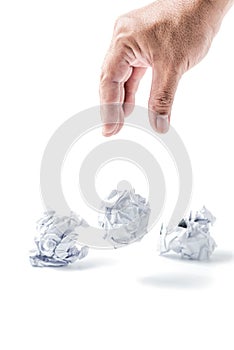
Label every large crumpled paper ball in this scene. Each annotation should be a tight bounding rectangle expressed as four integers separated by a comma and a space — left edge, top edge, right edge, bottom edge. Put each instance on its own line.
29, 211, 89, 267
98, 187, 151, 247
160, 206, 216, 260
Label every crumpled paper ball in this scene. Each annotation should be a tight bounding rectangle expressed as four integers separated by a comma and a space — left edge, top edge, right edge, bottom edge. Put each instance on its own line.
98, 187, 151, 246
160, 206, 217, 260
29, 211, 89, 267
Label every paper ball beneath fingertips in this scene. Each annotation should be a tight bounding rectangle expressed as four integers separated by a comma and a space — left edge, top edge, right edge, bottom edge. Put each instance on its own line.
98, 186, 151, 247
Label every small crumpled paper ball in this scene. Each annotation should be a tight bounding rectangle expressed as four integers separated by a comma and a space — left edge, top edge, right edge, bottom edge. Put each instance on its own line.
160, 206, 216, 260
98, 187, 151, 246
29, 211, 89, 267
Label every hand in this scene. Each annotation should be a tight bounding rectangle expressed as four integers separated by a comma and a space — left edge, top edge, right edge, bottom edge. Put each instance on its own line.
99, 0, 232, 136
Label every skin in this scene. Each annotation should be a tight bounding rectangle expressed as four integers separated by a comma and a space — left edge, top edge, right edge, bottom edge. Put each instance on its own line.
99, 0, 233, 136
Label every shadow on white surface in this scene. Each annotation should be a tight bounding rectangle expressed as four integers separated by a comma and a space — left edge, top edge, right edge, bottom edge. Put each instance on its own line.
138, 273, 212, 289
158, 249, 233, 265
207, 250, 233, 264
138, 250, 233, 289
56, 257, 118, 271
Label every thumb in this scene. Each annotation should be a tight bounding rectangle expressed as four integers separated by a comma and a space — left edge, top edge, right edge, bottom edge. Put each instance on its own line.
148, 64, 181, 133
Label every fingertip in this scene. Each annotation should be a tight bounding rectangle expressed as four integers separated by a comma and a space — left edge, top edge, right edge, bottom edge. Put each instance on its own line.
156, 114, 170, 133
102, 124, 116, 137
123, 102, 135, 118
102, 122, 123, 137
149, 111, 170, 134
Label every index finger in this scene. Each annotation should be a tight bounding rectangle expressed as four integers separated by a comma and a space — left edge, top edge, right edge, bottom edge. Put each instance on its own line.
99, 52, 132, 136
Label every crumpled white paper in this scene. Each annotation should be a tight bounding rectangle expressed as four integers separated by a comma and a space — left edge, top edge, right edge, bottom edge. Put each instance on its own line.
29, 211, 89, 267
160, 206, 216, 260
98, 188, 151, 247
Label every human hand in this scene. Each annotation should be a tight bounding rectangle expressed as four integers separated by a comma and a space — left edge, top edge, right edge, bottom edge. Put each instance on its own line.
99, 0, 232, 136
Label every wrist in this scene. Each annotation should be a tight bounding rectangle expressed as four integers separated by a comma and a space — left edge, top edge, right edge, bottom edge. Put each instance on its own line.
204, 0, 234, 17
194, 0, 233, 33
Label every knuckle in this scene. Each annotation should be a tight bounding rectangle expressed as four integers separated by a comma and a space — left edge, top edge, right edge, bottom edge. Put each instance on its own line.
100, 69, 109, 85
112, 16, 138, 61
114, 16, 126, 35
149, 91, 174, 111
113, 35, 126, 50
113, 15, 134, 43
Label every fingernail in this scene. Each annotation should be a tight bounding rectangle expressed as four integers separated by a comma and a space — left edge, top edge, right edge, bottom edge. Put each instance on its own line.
155, 114, 169, 133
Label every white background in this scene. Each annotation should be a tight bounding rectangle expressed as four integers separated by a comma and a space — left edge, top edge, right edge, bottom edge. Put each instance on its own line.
0, 1, 234, 349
